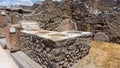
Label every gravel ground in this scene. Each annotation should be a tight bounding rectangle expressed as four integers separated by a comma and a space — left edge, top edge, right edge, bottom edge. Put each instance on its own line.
71, 41, 120, 68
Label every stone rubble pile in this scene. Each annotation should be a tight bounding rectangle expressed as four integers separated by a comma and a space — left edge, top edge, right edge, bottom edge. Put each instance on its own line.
23, 0, 88, 31
22, 0, 120, 43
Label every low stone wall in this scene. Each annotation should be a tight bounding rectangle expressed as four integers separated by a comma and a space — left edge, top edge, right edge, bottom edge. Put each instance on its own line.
20, 30, 92, 68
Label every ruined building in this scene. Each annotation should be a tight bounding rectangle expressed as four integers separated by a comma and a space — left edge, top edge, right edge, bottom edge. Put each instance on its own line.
22, 0, 120, 43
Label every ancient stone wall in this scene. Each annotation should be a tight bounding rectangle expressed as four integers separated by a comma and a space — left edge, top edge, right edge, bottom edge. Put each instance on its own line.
20, 30, 92, 68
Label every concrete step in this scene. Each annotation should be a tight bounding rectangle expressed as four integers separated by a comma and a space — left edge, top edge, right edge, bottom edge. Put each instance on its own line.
11, 51, 42, 68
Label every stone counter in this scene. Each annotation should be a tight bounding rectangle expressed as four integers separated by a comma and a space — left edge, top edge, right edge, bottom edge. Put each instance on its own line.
20, 30, 92, 68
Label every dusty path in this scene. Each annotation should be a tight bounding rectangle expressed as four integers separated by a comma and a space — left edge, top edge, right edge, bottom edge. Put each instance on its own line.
0, 44, 18, 68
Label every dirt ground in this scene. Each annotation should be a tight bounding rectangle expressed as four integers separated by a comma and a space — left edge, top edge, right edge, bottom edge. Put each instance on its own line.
72, 41, 120, 68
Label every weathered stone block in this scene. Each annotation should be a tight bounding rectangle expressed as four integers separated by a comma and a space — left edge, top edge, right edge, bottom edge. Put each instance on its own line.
5, 24, 21, 51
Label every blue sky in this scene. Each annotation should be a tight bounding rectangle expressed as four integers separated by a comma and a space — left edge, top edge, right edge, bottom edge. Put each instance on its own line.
0, 0, 61, 6
32, 0, 39, 3
0, 0, 39, 6
0, 0, 38, 3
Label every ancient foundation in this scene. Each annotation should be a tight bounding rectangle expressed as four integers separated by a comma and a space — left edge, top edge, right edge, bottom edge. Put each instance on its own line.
20, 30, 92, 68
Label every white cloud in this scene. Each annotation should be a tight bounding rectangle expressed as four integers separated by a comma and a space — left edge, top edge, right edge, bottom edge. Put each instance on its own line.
14, 0, 33, 6
41, 0, 45, 1
53, 0, 61, 1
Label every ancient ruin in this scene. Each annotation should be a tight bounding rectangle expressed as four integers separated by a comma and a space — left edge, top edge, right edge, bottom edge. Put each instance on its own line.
20, 29, 92, 68
23, 0, 120, 43
0, 0, 120, 68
